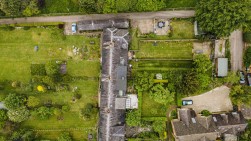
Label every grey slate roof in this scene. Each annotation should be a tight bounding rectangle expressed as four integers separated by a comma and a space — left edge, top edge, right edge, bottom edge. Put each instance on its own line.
172, 109, 247, 141
115, 98, 126, 109
116, 66, 127, 91
77, 19, 129, 31
99, 27, 129, 141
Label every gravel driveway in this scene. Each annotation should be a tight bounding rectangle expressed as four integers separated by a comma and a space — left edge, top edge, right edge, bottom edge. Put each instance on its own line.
229, 30, 244, 72
182, 86, 233, 113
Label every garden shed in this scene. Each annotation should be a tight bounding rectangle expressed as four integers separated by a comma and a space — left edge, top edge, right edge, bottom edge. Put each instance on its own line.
216, 58, 228, 77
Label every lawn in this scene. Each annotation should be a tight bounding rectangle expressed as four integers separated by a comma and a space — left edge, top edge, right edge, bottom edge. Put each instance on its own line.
136, 41, 193, 59
141, 92, 168, 117
131, 60, 193, 71
0, 27, 100, 140
138, 20, 195, 40
0, 27, 100, 82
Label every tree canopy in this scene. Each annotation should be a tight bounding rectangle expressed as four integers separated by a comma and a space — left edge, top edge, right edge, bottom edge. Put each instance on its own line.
7, 107, 30, 123
195, 0, 250, 37
4, 93, 25, 110
27, 96, 40, 108
126, 110, 141, 127
0, 0, 40, 16
230, 85, 251, 106
149, 83, 175, 105
135, 72, 154, 91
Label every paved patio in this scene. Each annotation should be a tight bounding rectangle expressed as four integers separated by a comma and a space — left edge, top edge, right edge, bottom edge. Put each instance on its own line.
182, 86, 233, 113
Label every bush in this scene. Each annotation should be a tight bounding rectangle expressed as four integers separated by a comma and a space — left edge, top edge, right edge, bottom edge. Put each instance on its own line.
7, 107, 30, 123
30, 64, 46, 76
62, 105, 70, 112
4, 93, 25, 110
201, 110, 211, 117
80, 103, 98, 120
45, 61, 60, 76
0, 110, 8, 121
244, 32, 251, 43
126, 110, 141, 126
35, 106, 52, 120
27, 96, 40, 108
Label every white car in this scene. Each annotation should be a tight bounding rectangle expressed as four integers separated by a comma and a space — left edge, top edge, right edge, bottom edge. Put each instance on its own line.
72, 23, 77, 33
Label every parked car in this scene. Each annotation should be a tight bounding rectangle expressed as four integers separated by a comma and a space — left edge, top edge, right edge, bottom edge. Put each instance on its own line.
248, 73, 251, 86
239, 71, 245, 84
182, 100, 193, 106
72, 23, 77, 33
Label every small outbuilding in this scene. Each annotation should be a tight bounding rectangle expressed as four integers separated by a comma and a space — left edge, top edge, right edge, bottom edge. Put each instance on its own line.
216, 58, 228, 77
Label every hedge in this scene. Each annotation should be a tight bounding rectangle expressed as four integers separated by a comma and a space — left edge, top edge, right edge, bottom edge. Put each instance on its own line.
0, 22, 64, 27
141, 117, 167, 121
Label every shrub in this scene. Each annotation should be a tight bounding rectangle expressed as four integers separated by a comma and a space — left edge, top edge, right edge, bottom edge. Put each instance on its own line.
45, 61, 60, 76
7, 107, 30, 123
126, 110, 141, 126
80, 103, 98, 120
57, 132, 72, 141
30, 64, 46, 76
62, 105, 70, 112
36, 106, 52, 120
27, 96, 40, 108
201, 110, 211, 117
0, 110, 8, 121
4, 93, 25, 110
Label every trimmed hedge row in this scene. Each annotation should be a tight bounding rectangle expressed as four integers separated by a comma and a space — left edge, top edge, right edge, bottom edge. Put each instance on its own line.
141, 117, 167, 121
0, 22, 64, 27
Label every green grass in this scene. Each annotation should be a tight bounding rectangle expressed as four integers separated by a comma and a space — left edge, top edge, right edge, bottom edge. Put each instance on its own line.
141, 93, 168, 117
136, 41, 193, 59
0, 27, 100, 140
42, 0, 79, 13
0, 28, 100, 82
131, 60, 193, 71
139, 20, 195, 40
166, 0, 197, 8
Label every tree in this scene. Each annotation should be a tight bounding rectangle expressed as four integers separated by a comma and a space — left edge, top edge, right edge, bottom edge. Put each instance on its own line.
36, 106, 52, 120
80, 103, 98, 119
223, 72, 239, 85
4, 93, 25, 110
182, 71, 199, 95
45, 61, 60, 76
135, 72, 154, 91
149, 83, 175, 105
10, 129, 35, 141
136, 0, 165, 12
195, 0, 250, 37
230, 85, 251, 106
115, 0, 131, 12
22, 0, 40, 17
42, 76, 56, 87
27, 96, 40, 108
57, 132, 72, 141
152, 120, 165, 133
193, 54, 212, 74
102, 0, 117, 13
0, 110, 7, 121
126, 110, 141, 126
0, 0, 22, 16
7, 107, 30, 123
79, 0, 97, 13
197, 73, 211, 89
